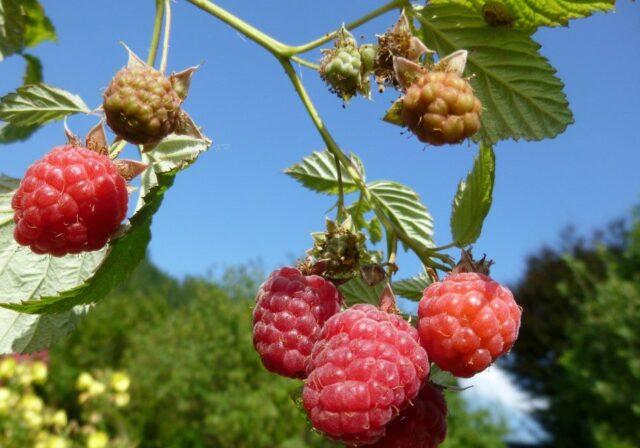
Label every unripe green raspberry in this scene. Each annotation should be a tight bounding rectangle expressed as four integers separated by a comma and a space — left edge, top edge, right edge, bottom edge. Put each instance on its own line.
103, 66, 182, 145
401, 70, 482, 145
359, 44, 378, 75
320, 46, 362, 101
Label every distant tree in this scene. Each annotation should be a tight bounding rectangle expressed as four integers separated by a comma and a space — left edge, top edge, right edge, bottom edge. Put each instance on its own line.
508, 212, 640, 447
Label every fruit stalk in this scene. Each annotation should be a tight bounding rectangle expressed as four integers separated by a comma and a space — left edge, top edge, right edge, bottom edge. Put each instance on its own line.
159, 0, 172, 73
147, 0, 166, 67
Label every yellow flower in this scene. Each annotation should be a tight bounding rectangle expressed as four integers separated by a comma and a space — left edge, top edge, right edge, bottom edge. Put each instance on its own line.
86, 431, 109, 448
51, 409, 68, 428
109, 371, 130, 393
0, 357, 17, 379
47, 435, 69, 448
16, 363, 33, 386
19, 393, 44, 412
31, 361, 48, 384
0, 387, 15, 414
76, 372, 94, 391
23, 409, 44, 428
88, 380, 106, 397
114, 392, 130, 407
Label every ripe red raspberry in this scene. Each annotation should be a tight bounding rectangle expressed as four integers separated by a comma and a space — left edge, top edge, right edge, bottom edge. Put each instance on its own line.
401, 71, 482, 145
418, 273, 521, 378
302, 304, 430, 445
103, 65, 181, 145
252, 267, 342, 378
369, 383, 447, 448
12, 145, 128, 257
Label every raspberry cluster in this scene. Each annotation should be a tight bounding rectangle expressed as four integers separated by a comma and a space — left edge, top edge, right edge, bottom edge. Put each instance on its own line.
253, 259, 520, 446
12, 145, 128, 257
402, 71, 482, 146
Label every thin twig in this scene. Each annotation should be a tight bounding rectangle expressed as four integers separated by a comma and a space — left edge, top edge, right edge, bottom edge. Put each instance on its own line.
285, 0, 403, 55
147, 0, 165, 67
291, 55, 320, 70
334, 153, 345, 221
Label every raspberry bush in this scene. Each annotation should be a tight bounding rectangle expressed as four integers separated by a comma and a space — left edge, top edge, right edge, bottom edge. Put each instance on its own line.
0, 0, 619, 446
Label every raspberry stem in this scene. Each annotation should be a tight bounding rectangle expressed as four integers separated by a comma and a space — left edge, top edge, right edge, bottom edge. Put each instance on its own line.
147, 0, 165, 67
334, 152, 346, 222
284, 0, 406, 56
159, 0, 172, 73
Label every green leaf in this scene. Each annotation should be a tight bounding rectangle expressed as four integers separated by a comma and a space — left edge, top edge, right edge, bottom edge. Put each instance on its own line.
2, 173, 175, 315
368, 217, 383, 245
0, 83, 90, 127
394, 272, 433, 301
22, 0, 56, 48
0, 121, 38, 143
146, 134, 212, 175
430, 365, 462, 389
0, 0, 55, 61
0, 0, 25, 60
414, 4, 573, 144
346, 197, 383, 245
0, 175, 106, 353
0, 173, 19, 225
0, 53, 43, 144
22, 53, 42, 84
367, 180, 434, 251
450, 144, 495, 247
429, 0, 614, 29
339, 277, 384, 307
285, 149, 363, 195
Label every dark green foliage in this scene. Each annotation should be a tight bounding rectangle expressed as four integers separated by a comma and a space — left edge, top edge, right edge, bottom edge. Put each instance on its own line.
442, 392, 507, 448
508, 215, 640, 447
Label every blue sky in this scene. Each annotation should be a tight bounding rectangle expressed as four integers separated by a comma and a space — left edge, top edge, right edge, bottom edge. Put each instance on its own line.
1, 1, 638, 285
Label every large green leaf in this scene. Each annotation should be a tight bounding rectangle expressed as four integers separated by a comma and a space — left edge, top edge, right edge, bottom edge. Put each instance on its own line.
393, 272, 433, 301
430, 0, 614, 29
2, 173, 175, 315
0, 0, 55, 61
414, 4, 573, 144
0, 175, 105, 353
146, 134, 212, 175
0, 0, 24, 60
0, 53, 44, 144
0, 83, 90, 127
285, 149, 364, 195
22, 0, 56, 48
450, 144, 495, 247
22, 53, 42, 84
367, 180, 434, 252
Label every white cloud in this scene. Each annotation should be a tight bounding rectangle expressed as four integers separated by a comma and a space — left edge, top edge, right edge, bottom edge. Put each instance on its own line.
458, 363, 549, 443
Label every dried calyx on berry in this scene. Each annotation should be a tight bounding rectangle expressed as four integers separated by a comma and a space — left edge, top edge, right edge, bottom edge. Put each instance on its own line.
374, 10, 431, 91
385, 50, 483, 146
12, 123, 147, 257
308, 216, 369, 281
319, 28, 373, 102
103, 45, 199, 145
